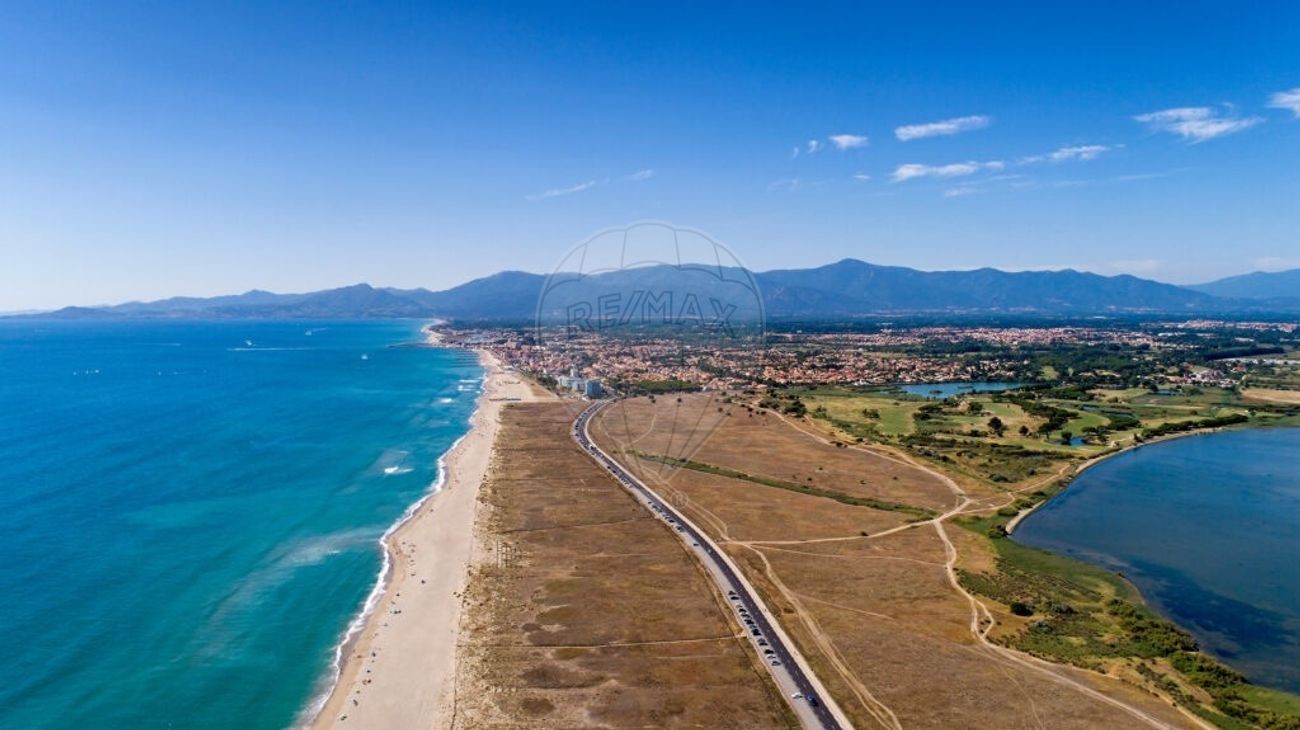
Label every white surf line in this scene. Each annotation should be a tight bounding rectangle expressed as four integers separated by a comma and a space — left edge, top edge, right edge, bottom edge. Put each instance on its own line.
298, 354, 485, 728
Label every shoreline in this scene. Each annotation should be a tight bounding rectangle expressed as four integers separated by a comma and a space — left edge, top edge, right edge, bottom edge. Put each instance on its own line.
1004, 424, 1300, 700
300, 413, 469, 726
1005, 423, 1250, 535
306, 336, 544, 729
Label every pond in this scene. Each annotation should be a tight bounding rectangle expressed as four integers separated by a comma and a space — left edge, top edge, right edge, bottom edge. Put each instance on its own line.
897, 381, 1026, 399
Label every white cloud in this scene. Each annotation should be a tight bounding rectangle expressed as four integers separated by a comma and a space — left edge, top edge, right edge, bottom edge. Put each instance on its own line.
1021, 144, 1115, 164
828, 133, 869, 150
1268, 88, 1300, 117
943, 186, 979, 198
806, 139, 823, 154
1250, 256, 1300, 272
891, 160, 1004, 182
528, 169, 648, 199
527, 180, 597, 200
790, 146, 801, 159
895, 115, 991, 141
768, 177, 801, 192
1134, 106, 1262, 142
852, 172, 871, 181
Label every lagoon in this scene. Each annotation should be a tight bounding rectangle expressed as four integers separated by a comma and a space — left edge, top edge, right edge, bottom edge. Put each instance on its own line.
1015, 428, 1300, 692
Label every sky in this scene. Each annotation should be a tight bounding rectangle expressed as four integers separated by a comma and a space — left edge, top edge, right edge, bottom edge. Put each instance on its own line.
2, 2, 1299, 310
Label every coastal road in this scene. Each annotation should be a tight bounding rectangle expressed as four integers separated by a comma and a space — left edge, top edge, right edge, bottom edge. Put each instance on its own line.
573, 400, 851, 730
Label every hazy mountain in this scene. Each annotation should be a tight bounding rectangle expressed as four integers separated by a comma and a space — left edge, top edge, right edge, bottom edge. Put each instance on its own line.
108, 289, 306, 315
1190, 269, 1300, 300
407, 271, 546, 319
13, 259, 1292, 321
35, 284, 436, 320
757, 259, 1216, 315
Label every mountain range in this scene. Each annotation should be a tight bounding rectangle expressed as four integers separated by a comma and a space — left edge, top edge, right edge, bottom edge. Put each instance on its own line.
14, 260, 1299, 321
1188, 268, 1300, 300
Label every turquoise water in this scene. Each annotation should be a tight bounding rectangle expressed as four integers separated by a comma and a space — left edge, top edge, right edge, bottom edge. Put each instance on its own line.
0, 320, 481, 728
1015, 428, 1300, 692
897, 381, 1025, 399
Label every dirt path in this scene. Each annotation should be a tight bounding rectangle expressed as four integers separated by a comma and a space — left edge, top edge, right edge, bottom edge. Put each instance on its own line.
931, 517, 1210, 730
738, 542, 904, 730
757, 405, 1211, 729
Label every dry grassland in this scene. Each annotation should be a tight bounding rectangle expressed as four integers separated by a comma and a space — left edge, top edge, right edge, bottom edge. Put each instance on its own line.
599, 395, 955, 512
635, 465, 914, 543
1243, 387, 1300, 405
594, 393, 1196, 730
452, 402, 793, 729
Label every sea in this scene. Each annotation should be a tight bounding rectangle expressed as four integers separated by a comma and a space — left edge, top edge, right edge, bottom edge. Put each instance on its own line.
0, 320, 482, 728
1015, 428, 1300, 692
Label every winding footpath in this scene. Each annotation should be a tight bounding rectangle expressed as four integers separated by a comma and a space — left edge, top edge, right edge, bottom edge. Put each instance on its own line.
765, 408, 1211, 730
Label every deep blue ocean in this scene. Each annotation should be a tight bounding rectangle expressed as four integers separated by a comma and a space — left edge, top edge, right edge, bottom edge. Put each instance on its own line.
0, 320, 481, 728
1015, 428, 1300, 692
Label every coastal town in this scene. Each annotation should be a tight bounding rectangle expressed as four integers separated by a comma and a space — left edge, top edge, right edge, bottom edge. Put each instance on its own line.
434, 319, 1300, 394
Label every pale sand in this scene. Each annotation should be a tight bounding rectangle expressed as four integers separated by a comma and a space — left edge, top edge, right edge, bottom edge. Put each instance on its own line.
310, 349, 550, 729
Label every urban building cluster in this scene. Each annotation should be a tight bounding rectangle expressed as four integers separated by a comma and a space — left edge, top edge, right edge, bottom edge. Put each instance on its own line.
555, 368, 604, 398
432, 321, 1293, 395
769, 326, 1170, 349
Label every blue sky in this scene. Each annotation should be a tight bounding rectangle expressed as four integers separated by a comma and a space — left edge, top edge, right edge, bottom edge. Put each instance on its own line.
2, 2, 1299, 309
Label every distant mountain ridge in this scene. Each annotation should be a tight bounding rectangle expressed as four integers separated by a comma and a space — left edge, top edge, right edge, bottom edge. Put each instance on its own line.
1190, 269, 1300, 300
13, 260, 1300, 320
756, 259, 1214, 315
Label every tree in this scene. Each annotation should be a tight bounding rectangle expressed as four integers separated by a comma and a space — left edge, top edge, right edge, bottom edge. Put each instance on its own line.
1018, 425, 1030, 437
988, 416, 1006, 437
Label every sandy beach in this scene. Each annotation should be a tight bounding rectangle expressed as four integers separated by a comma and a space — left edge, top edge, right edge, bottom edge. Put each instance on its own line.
309, 346, 547, 729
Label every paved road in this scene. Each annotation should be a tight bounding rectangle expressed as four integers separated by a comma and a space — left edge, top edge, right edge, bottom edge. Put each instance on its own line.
573, 400, 848, 730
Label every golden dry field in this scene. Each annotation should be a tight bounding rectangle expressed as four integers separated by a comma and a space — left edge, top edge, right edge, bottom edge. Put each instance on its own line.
1243, 387, 1300, 405
452, 401, 794, 729
593, 393, 1198, 730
